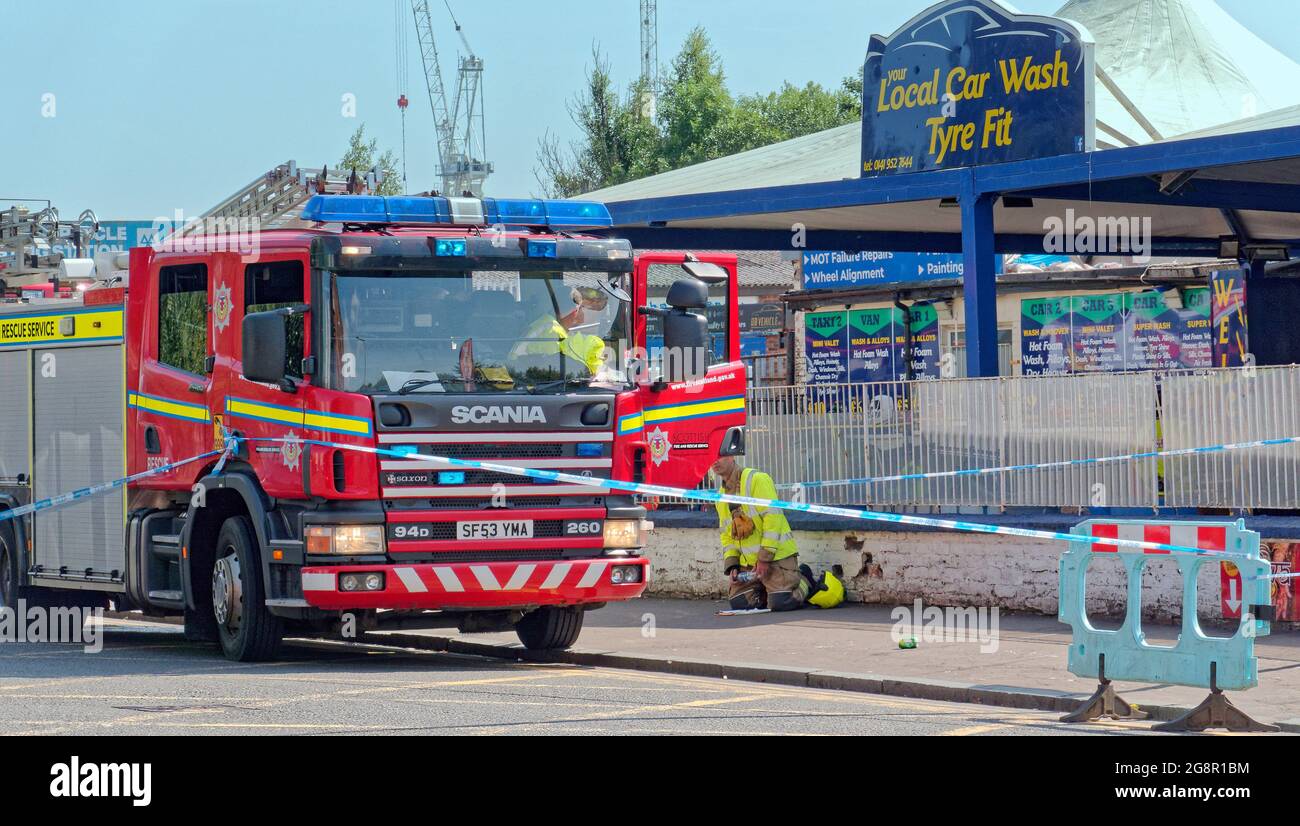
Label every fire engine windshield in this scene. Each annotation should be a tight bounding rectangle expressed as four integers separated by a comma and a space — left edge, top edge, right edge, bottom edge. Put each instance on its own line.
325, 270, 631, 394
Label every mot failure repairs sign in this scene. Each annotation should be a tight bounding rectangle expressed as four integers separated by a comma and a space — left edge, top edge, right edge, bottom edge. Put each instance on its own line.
860, 0, 1094, 175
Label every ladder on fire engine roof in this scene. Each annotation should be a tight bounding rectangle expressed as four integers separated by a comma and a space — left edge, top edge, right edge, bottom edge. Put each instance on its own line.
182, 161, 380, 236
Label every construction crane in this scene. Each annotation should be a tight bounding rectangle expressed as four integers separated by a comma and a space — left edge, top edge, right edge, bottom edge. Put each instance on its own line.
410, 0, 492, 197
640, 0, 658, 119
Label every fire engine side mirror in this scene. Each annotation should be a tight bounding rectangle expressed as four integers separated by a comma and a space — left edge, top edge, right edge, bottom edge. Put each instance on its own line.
242, 310, 287, 387
680, 260, 729, 285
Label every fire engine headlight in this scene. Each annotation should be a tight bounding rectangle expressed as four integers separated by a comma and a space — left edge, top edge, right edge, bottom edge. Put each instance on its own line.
602, 519, 643, 549
306, 525, 386, 555
339, 572, 386, 592
611, 565, 642, 584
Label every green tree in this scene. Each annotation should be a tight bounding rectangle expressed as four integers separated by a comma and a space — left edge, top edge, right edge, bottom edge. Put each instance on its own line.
656, 28, 735, 167
535, 30, 863, 197
338, 124, 403, 195
535, 51, 661, 197
730, 76, 863, 152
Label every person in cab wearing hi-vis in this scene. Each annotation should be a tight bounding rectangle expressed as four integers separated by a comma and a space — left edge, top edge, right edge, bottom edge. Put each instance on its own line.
712, 455, 810, 611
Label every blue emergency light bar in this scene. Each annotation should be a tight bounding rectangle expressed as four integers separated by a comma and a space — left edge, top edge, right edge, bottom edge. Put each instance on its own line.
300, 195, 612, 230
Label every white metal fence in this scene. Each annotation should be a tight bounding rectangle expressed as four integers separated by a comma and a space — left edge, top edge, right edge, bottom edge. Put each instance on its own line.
1161, 366, 1300, 509
733, 366, 1300, 512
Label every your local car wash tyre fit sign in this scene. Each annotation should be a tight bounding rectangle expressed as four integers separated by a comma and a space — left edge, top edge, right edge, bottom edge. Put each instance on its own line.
860, 0, 1095, 175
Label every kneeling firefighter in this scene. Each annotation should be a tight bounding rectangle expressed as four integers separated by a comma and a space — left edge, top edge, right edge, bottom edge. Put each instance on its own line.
712, 455, 811, 611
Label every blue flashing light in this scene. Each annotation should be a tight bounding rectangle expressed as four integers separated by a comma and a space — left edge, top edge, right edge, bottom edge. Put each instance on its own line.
485, 198, 546, 226
438, 471, 466, 485
301, 194, 454, 225
526, 239, 557, 258
575, 442, 603, 458
543, 200, 613, 229
435, 238, 468, 256
386, 196, 451, 224
301, 195, 388, 223
301, 194, 611, 230
482, 198, 612, 230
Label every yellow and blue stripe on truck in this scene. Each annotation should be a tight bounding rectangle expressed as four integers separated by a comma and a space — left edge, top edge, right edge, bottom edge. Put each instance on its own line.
224, 396, 373, 438
618, 394, 746, 435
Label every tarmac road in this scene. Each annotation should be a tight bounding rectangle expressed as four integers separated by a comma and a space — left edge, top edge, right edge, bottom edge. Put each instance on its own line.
0, 619, 1167, 736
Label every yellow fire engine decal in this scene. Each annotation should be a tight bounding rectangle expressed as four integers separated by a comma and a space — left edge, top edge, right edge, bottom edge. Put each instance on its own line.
643, 395, 746, 426
128, 392, 212, 423
224, 396, 373, 437
617, 395, 746, 435
0, 308, 124, 347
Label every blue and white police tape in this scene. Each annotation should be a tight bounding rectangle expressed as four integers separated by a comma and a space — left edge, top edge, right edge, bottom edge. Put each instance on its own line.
774, 434, 1300, 490
240, 436, 1250, 559
0, 444, 232, 524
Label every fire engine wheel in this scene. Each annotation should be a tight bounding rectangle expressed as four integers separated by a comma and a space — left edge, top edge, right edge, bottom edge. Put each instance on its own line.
515, 605, 584, 650
0, 525, 16, 610
211, 516, 282, 662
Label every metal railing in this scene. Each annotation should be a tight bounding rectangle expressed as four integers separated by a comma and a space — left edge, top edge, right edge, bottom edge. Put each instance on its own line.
741, 352, 791, 386
646, 365, 1300, 513
746, 373, 1159, 509
1160, 366, 1300, 509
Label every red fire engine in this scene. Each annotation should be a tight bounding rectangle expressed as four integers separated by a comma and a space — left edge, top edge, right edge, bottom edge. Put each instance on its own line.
0, 195, 746, 660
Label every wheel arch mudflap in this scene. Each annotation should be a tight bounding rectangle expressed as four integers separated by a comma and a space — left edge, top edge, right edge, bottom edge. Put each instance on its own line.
179, 470, 277, 610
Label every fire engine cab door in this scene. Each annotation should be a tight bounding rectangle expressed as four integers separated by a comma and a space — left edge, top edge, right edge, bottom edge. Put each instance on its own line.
136, 259, 218, 487
633, 253, 746, 490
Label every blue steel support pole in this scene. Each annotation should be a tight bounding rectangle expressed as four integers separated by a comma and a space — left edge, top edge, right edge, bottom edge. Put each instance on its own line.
960, 175, 1000, 377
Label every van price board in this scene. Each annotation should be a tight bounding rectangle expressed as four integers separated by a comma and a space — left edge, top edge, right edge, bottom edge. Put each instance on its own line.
860, 0, 1095, 176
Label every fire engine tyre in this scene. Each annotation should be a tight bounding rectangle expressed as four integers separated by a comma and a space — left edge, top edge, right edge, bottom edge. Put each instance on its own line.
0, 524, 17, 611
515, 605, 585, 650
211, 516, 283, 662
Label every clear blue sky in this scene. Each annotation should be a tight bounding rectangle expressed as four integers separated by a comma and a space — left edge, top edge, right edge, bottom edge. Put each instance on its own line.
0, 0, 1293, 218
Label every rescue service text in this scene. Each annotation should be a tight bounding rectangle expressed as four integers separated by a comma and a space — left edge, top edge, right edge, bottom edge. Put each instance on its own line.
0, 318, 56, 342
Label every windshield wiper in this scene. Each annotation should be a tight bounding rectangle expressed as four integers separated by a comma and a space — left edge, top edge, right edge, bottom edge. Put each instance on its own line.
396, 378, 442, 395
526, 376, 594, 394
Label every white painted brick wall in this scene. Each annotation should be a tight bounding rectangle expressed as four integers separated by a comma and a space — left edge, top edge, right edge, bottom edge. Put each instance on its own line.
643, 526, 1234, 626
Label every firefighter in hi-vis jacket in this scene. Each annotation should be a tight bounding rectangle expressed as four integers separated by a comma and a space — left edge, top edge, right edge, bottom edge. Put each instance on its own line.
712, 455, 811, 611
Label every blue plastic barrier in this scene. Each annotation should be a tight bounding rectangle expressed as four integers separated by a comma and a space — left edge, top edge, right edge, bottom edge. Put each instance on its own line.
1058, 518, 1277, 731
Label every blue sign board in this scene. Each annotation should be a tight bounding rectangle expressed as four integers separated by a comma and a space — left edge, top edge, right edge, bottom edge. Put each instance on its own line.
860, 0, 1094, 176
51, 220, 168, 259
802, 250, 1001, 290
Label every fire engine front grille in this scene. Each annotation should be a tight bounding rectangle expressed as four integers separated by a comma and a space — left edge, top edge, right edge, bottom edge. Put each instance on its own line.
458, 470, 573, 486
386, 496, 594, 510
428, 443, 568, 460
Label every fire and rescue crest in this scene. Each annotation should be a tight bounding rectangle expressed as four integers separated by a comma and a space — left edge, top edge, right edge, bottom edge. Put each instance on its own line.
280, 430, 303, 472
213, 283, 234, 332
646, 426, 671, 466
